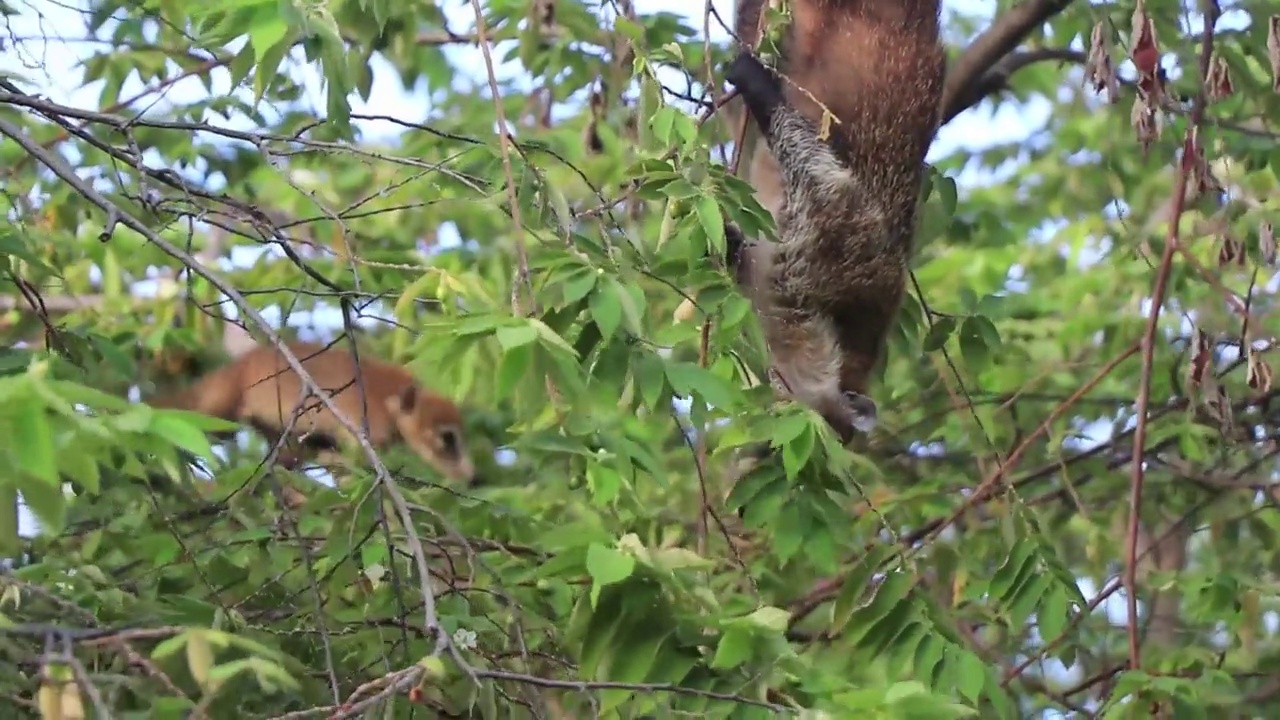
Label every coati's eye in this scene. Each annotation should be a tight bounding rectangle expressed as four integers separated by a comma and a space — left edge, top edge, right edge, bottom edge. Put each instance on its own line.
439, 428, 459, 457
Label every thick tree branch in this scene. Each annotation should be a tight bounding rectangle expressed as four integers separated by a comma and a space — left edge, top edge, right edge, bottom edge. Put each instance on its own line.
943, 48, 1085, 122
940, 0, 1077, 124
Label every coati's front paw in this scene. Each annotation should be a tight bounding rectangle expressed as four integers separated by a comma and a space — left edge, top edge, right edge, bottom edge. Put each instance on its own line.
766, 366, 792, 396
725, 51, 783, 107
842, 391, 879, 434
724, 221, 747, 270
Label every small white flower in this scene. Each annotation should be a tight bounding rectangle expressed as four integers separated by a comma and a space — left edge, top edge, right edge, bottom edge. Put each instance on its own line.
453, 628, 477, 650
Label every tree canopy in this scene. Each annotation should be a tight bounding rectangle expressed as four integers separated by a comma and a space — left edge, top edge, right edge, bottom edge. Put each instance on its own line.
2, 0, 1280, 717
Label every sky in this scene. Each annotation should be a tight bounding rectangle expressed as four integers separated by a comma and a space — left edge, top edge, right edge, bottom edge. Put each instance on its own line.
3, 0, 1239, 703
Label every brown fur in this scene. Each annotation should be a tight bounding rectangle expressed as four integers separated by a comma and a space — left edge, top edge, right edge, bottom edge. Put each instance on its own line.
724, 0, 945, 442
148, 341, 475, 483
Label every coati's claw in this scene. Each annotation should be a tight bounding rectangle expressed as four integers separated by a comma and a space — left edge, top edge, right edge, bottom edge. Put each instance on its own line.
766, 366, 792, 395
843, 391, 879, 433
725, 51, 783, 106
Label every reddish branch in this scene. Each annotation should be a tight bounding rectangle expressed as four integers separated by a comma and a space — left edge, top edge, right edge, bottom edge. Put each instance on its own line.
1125, 0, 1220, 674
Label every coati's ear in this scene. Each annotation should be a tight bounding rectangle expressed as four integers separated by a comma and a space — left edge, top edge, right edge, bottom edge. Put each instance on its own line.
398, 385, 417, 413
385, 385, 418, 415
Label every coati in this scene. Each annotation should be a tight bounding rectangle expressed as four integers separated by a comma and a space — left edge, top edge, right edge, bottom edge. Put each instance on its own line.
718, 0, 945, 443
147, 341, 476, 484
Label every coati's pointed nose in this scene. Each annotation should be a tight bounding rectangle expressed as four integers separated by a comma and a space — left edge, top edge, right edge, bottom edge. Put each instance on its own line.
453, 458, 476, 484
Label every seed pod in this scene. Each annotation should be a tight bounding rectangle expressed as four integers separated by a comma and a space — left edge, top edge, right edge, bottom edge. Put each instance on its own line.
1267, 16, 1280, 91
1259, 222, 1275, 266
1207, 54, 1234, 101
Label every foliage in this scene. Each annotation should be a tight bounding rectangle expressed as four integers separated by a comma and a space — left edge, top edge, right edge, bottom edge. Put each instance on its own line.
1, 0, 1279, 717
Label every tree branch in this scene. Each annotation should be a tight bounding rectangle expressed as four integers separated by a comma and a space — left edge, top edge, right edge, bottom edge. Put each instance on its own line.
943, 48, 1085, 123
940, 0, 1077, 124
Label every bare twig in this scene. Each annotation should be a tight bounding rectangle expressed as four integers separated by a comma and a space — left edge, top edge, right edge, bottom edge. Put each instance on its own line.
465, 0, 534, 316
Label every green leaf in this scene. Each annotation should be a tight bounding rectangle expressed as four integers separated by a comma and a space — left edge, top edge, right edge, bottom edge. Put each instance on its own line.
495, 342, 532, 399
59, 444, 100, 494
586, 462, 621, 504
936, 173, 958, 217
954, 649, 986, 703
585, 543, 635, 606
251, 29, 291, 106
649, 106, 678, 145
780, 421, 815, 479
17, 475, 65, 534
921, 316, 956, 352
610, 278, 645, 336
227, 35, 256, 89
958, 315, 990, 370
0, 349, 35, 377
248, 9, 289, 60
0, 487, 17, 558
0, 226, 46, 268
113, 405, 155, 434
605, 623, 671, 686
633, 353, 667, 410
769, 412, 810, 447
831, 543, 897, 634
648, 546, 714, 572
149, 413, 216, 460
1007, 571, 1053, 630
694, 194, 726, 257
496, 323, 539, 351
988, 540, 1036, 602
562, 269, 598, 305
970, 312, 1003, 350
663, 361, 739, 411
530, 319, 579, 358
742, 605, 790, 633
588, 284, 622, 340
11, 393, 57, 485
843, 571, 915, 648
710, 627, 752, 670
772, 502, 804, 562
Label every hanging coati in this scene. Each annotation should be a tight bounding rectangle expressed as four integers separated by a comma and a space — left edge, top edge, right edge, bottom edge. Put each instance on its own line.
719, 0, 946, 443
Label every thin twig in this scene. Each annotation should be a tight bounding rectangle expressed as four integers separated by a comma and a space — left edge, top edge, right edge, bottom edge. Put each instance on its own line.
466, 0, 534, 316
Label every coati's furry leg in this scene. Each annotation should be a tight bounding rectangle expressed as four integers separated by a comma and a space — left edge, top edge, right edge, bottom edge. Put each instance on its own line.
725, 52, 861, 203
724, 50, 878, 439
